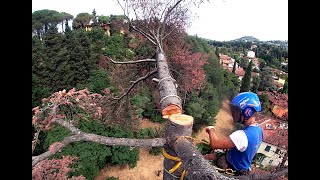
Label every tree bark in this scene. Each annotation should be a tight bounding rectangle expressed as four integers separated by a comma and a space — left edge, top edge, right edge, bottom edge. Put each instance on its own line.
32, 119, 166, 167
157, 52, 182, 114
174, 138, 234, 180
163, 114, 194, 180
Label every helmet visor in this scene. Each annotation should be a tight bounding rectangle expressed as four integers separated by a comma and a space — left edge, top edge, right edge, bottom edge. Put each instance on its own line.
229, 103, 242, 123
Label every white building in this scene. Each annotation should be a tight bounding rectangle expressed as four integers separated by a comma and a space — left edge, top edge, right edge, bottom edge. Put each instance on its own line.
247, 51, 255, 59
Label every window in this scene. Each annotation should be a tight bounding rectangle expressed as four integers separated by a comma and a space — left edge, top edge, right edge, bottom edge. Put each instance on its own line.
275, 148, 280, 154
265, 145, 271, 152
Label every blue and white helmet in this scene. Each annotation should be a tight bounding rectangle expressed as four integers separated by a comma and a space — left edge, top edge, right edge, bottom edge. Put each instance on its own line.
229, 92, 261, 123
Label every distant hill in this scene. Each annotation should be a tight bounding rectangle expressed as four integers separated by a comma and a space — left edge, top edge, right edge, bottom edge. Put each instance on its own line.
231, 36, 260, 42
229, 36, 288, 48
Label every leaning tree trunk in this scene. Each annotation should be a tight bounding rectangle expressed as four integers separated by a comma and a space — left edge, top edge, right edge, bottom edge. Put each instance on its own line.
157, 52, 229, 180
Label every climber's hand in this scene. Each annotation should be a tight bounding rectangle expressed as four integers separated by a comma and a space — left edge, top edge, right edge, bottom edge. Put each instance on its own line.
205, 126, 215, 134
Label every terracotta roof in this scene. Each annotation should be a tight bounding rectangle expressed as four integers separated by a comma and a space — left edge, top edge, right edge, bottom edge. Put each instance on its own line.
235, 68, 245, 76
258, 91, 288, 108
219, 54, 231, 60
250, 167, 287, 180
256, 114, 288, 149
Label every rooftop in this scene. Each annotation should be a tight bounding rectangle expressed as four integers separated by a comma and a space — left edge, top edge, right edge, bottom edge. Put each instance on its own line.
256, 113, 288, 149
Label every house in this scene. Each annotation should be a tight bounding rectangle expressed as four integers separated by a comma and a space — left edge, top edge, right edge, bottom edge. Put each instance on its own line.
257, 91, 288, 120
254, 114, 288, 168
273, 78, 286, 91
251, 58, 260, 70
227, 67, 259, 81
219, 54, 233, 69
247, 51, 255, 59
84, 22, 111, 36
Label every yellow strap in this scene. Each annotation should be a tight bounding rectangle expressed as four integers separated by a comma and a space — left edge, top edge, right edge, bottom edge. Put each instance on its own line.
162, 148, 181, 161
169, 161, 182, 173
180, 170, 186, 180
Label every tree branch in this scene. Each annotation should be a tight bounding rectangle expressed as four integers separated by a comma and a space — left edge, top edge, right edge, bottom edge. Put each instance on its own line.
116, 0, 157, 45
108, 57, 156, 64
113, 68, 158, 100
230, 168, 288, 180
161, 0, 184, 37
131, 24, 157, 45
54, 118, 81, 134
32, 119, 166, 167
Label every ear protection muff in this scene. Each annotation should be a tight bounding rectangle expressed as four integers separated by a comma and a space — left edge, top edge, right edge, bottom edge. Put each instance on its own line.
242, 107, 255, 120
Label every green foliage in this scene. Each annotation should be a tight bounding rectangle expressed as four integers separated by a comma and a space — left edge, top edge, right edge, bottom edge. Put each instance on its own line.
239, 57, 249, 69
32, 27, 98, 98
232, 61, 236, 74
81, 69, 111, 94
185, 86, 220, 132
186, 35, 213, 54
258, 93, 269, 113
43, 125, 70, 149
110, 146, 139, 168
32, 9, 65, 35
104, 34, 134, 60
106, 177, 119, 180
196, 142, 212, 155
240, 60, 253, 92
130, 94, 150, 118
258, 67, 275, 91
251, 75, 261, 93
130, 88, 164, 123
42, 117, 165, 179
98, 15, 110, 24
32, 74, 50, 107
222, 70, 239, 98
149, 147, 162, 156
42, 118, 143, 180
72, 12, 94, 29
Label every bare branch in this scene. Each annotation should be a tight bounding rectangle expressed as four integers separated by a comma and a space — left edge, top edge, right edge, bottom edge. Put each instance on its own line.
32, 119, 166, 167
54, 118, 81, 134
113, 68, 158, 100
161, 28, 176, 41
32, 131, 40, 154
161, 0, 184, 37
130, 24, 157, 45
108, 57, 156, 64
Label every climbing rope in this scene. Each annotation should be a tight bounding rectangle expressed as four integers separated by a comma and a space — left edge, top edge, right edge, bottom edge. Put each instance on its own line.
162, 148, 186, 180
161, 136, 210, 179
162, 136, 236, 178
209, 163, 236, 176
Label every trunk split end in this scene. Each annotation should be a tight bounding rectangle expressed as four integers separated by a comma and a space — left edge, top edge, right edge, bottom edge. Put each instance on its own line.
162, 104, 182, 119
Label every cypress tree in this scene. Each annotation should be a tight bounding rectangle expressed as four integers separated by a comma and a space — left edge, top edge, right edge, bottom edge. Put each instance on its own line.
240, 60, 252, 92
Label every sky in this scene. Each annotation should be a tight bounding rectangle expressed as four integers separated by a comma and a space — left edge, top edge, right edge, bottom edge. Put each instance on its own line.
32, 0, 288, 42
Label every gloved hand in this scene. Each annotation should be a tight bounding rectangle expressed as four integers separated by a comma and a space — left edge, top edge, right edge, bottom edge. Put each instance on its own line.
205, 126, 215, 134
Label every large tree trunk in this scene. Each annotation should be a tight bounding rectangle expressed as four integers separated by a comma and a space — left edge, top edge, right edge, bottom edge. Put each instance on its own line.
157, 52, 226, 180
163, 114, 193, 180
157, 52, 182, 117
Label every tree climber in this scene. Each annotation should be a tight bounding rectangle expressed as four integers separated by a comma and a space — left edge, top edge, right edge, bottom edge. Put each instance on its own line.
204, 92, 264, 176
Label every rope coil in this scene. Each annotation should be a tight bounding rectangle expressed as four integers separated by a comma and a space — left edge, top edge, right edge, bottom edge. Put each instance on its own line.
162, 148, 186, 180
158, 76, 176, 85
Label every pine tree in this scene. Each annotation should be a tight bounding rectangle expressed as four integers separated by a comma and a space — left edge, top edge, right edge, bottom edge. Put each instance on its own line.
240, 60, 252, 92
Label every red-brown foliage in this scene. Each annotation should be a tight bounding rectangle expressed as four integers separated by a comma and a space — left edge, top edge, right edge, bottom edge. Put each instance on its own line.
32, 156, 86, 180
